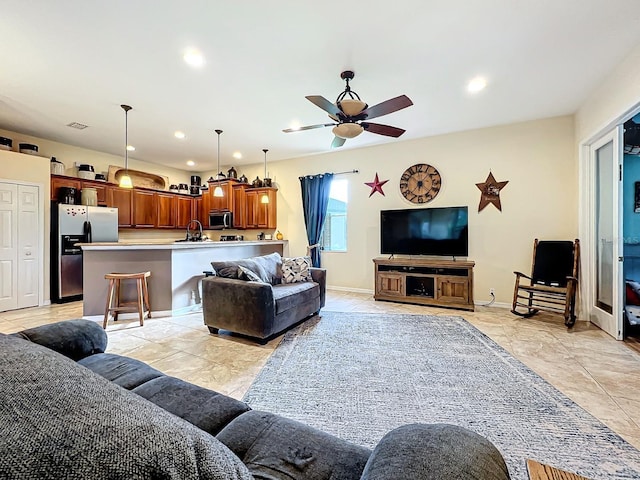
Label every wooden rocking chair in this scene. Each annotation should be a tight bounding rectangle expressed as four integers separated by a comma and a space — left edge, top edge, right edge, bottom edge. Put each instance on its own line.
511, 239, 580, 327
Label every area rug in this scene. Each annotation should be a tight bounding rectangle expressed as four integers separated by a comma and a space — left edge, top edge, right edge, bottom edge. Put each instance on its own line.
243, 312, 640, 480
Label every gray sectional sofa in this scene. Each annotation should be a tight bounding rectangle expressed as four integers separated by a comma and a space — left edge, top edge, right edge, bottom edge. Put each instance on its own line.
1, 319, 511, 480
203, 252, 326, 342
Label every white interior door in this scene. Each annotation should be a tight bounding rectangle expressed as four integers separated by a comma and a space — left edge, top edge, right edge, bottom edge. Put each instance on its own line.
0, 183, 18, 311
17, 185, 39, 308
588, 128, 623, 339
0, 181, 40, 312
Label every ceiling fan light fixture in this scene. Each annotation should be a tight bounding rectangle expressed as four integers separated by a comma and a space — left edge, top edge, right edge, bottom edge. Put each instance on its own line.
333, 123, 364, 139
338, 99, 367, 116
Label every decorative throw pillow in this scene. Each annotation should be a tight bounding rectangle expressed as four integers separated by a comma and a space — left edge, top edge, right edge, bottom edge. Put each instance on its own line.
211, 259, 271, 283
238, 265, 264, 283
281, 256, 313, 284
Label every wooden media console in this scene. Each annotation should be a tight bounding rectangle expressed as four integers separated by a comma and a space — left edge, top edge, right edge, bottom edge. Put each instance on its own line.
373, 257, 475, 311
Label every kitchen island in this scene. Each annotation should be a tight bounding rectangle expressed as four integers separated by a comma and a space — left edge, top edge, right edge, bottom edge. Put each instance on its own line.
80, 240, 289, 317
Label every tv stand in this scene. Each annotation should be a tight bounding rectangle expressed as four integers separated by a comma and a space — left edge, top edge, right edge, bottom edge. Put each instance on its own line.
373, 257, 475, 311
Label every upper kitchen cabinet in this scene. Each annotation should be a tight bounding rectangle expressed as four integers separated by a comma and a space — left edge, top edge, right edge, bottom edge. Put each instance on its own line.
107, 186, 133, 227
232, 183, 249, 229
208, 180, 235, 212
156, 192, 177, 228
132, 189, 155, 228
176, 195, 193, 229
50, 175, 81, 201
246, 187, 277, 229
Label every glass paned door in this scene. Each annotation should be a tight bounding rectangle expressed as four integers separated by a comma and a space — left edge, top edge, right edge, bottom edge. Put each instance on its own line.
589, 127, 623, 339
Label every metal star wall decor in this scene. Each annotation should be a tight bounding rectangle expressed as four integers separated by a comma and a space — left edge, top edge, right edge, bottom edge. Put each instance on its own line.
475, 171, 509, 212
365, 173, 389, 197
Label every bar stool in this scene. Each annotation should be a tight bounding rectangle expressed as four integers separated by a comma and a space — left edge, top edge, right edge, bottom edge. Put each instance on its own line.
103, 271, 151, 329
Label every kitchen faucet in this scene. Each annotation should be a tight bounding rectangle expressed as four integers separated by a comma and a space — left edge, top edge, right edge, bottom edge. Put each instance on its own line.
185, 219, 203, 241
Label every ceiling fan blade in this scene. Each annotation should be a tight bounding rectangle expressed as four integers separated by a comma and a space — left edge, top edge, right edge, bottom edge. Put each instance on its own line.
331, 136, 346, 148
282, 123, 335, 133
306, 95, 342, 116
361, 122, 406, 137
360, 95, 413, 120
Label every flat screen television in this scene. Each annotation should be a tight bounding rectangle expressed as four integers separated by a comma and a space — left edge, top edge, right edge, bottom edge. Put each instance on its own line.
380, 206, 468, 257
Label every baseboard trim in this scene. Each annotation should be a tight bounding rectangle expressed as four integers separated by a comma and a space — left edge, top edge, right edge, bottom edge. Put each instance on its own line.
327, 285, 374, 295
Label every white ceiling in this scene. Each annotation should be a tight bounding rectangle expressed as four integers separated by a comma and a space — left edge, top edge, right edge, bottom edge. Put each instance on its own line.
1, 0, 639, 172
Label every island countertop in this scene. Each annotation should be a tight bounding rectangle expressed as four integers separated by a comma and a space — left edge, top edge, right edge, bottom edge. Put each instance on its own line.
80, 239, 288, 251
80, 240, 289, 317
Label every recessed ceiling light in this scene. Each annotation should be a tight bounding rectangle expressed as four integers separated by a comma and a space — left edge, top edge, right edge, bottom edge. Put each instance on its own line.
126, 145, 135, 152
467, 76, 487, 93
183, 48, 204, 68
233, 152, 242, 159
174, 131, 186, 139
186, 160, 196, 167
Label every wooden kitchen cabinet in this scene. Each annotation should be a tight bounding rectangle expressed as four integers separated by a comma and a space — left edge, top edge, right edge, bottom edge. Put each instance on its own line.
107, 186, 133, 227
208, 180, 235, 211
50, 175, 81, 201
156, 192, 177, 228
81, 180, 108, 205
246, 187, 277, 229
176, 195, 193, 228
132, 190, 156, 228
232, 183, 249, 228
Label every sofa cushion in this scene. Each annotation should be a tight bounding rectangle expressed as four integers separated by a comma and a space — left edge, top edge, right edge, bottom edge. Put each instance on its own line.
78, 352, 164, 389
238, 265, 265, 283
273, 282, 320, 314
217, 410, 371, 480
212, 252, 282, 285
0, 334, 253, 479
10, 319, 107, 361
281, 256, 313, 284
133, 375, 252, 435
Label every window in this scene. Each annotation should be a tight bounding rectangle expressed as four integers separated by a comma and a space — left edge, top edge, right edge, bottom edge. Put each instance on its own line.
321, 179, 348, 252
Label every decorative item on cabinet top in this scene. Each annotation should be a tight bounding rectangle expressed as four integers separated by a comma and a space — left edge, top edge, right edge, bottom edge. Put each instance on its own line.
0, 136, 12, 151
107, 165, 169, 190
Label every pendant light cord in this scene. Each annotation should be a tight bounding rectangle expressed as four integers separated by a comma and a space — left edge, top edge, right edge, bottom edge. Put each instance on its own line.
121, 105, 132, 171
263, 148, 268, 179
215, 129, 222, 180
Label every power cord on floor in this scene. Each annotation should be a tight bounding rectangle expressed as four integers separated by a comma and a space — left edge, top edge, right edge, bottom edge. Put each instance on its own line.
478, 292, 496, 307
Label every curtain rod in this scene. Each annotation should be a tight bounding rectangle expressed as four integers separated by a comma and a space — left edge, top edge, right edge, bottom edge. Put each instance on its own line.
333, 169, 359, 175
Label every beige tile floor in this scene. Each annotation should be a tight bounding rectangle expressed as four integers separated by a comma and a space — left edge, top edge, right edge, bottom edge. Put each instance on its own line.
2, 290, 640, 450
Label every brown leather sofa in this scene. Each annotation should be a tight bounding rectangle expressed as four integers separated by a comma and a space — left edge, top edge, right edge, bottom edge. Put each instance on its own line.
202, 252, 326, 342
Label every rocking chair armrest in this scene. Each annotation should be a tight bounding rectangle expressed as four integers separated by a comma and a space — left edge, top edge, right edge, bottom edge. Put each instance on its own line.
566, 276, 578, 284
513, 271, 531, 280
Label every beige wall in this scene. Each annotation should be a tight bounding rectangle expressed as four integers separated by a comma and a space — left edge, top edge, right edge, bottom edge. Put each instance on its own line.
575, 42, 640, 143
0, 128, 193, 187
254, 116, 577, 304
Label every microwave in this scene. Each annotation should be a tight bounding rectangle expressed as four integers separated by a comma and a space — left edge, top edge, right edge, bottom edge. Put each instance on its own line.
209, 211, 233, 229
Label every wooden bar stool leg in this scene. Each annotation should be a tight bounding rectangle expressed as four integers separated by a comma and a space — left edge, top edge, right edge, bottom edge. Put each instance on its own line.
113, 279, 121, 322
103, 278, 115, 329
142, 276, 151, 319
136, 278, 144, 326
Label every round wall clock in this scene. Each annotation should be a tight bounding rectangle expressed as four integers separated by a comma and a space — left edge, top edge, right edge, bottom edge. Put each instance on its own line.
399, 164, 441, 204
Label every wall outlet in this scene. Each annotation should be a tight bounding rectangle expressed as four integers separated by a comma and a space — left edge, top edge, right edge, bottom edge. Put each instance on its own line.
489, 288, 495, 296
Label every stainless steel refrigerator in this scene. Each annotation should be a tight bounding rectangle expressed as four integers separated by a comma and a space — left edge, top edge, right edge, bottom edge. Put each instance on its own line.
51, 203, 118, 302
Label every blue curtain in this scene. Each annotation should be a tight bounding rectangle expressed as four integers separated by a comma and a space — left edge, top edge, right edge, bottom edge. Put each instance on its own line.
299, 173, 334, 267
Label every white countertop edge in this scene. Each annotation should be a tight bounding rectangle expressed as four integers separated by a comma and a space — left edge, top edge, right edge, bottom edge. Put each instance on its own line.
80, 240, 288, 250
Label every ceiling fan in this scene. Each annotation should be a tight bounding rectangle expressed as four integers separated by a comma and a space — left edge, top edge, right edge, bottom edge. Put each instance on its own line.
283, 70, 413, 148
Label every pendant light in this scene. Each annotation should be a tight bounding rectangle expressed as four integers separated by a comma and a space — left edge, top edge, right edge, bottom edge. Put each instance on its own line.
261, 148, 270, 204
119, 105, 133, 188
213, 129, 224, 197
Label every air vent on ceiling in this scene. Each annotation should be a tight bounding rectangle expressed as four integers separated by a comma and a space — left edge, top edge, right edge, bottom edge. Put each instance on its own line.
66, 122, 89, 130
